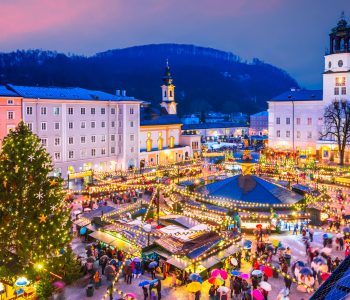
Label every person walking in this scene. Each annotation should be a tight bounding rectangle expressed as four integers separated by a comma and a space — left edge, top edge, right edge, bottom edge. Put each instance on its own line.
142, 286, 149, 300
126, 265, 133, 284
209, 285, 216, 300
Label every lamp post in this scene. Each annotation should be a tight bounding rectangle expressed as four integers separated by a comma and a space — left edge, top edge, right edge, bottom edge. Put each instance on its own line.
67, 171, 70, 189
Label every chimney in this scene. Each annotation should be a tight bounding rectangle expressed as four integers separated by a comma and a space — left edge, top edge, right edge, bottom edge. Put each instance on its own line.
122, 90, 126, 96
116, 89, 121, 96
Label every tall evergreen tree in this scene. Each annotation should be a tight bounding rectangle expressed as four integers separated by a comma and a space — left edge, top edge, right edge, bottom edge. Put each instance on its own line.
0, 122, 71, 280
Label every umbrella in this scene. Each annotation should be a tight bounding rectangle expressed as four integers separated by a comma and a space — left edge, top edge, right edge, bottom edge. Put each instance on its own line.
259, 281, 272, 291
79, 227, 87, 235
313, 257, 327, 265
321, 272, 330, 281
189, 273, 200, 281
327, 217, 335, 221
133, 257, 142, 262
231, 258, 238, 266
344, 227, 350, 233
272, 239, 280, 247
243, 240, 252, 249
138, 280, 150, 287
263, 266, 273, 277
252, 289, 264, 300
256, 224, 263, 229
53, 281, 65, 289
149, 261, 158, 268
323, 233, 333, 239
208, 277, 224, 286
211, 269, 228, 280
300, 267, 313, 276
15, 277, 29, 287
278, 246, 286, 251
126, 293, 137, 299
344, 215, 350, 220
231, 270, 241, 276
217, 286, 230, 293
187, 281, 202, 293
252, 270, 263, 276
149, 279, 159, 285
240, 273, 250, 280
321, 248, 332, 255
294, 261, 306, 268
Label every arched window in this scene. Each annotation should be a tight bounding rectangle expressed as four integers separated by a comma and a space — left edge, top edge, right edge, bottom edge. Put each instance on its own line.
170, 90, 173, 97
158, 137, 163, 150
169, 136, 175, 148
340, 38, 345, 51
164, 90, 167, 97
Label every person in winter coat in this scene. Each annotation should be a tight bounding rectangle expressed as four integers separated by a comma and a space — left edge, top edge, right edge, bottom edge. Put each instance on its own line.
208, 285, 216, 300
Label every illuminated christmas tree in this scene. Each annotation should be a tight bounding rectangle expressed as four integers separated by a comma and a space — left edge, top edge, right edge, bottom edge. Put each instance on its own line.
0, 122, 71, 281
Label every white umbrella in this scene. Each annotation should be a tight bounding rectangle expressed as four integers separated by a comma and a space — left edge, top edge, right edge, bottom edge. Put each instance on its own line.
321, 247, 332, 255
231, 258, 238, 266
259, 281, 272, 292
217, 286, 229, 293
84, 208, 92, 212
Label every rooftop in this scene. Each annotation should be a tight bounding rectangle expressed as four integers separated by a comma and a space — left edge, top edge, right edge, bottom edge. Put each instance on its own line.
0, 85, 20, 97
251, 111, 268, 117
269, 89, 323, 102
182, 122, 248, 130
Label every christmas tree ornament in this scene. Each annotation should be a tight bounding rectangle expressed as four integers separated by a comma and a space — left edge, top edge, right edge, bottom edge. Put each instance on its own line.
38, 214, 48, 223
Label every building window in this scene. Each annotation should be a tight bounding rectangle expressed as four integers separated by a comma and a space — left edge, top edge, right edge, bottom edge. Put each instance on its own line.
101, 148, 106, 155
118, 146, 122, 154
111, 121, 115, 127
68, 151, 74, 159
41, 122, 47, 131
54, 137, 60, 146
119, 107, 123, 114
276, 130, 280, 137
81, 121, 86, 129
101, 121, 106, 128
170, 90, 173, 97
80, 149, 86, 158
40, 107, 47, 115
91, 121, 95, 128
307, 118, 312, 125
91, 108, 95, 114
164, 91, 167, 97
336, 77, 346, 86
81, 107, 86, 115
81, 136, 86, 144
307, 132, 312, 139
111, 147, 115, 154
101, 135, 106, 142
286, 131, 290, 138
111, 108, 116, 114
334, 87, 340, 95
7, 111, 14, 120
54, 152, 61, 161
55, 122, 60, 130
130, 147, 135, 153
341, 87, 347, 95
130, 108, 134, 115
41, 138, 47, 146
68, 137, 74, 144
68, 122, 73, 129
7, 99, 13, 105
26, 107, 33, 115
276, 117, 280, 125
91, 149, 96, 156
111, 134, 115, 141
297, 131, 301, 138
91, 135, 96, 143
130, 121, 134, 127
130, 134, 134, 141
68, 107, 74, 115
53, 107, 60, 115
296, 117, 301, 125
101, 108, 106, 114
286, 117, 290, 125
27, 123, 33, 131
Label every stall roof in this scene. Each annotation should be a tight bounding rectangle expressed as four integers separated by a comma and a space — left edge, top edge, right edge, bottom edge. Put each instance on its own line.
82, 206, 116, 220
89, 231, 117, 245
74, 218, 91, 227
167, 256, 190, 270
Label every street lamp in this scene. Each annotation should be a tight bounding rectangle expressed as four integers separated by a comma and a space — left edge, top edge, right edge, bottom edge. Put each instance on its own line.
67, 171, 70, 189
143, 224, 152, 246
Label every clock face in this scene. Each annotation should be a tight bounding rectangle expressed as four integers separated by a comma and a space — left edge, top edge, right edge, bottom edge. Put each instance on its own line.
338, 60, 343, 67
328, 61, 332, 68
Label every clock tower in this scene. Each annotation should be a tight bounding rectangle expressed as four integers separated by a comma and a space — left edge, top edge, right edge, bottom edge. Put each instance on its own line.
160, 60, 177, 115
323, 13, 350, 104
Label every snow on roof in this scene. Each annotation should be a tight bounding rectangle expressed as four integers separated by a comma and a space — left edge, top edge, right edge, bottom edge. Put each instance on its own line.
270, 89, 323, 102
0, 85, 19, 97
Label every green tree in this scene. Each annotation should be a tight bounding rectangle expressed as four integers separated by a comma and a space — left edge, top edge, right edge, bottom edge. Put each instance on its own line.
0, 122, 71, 281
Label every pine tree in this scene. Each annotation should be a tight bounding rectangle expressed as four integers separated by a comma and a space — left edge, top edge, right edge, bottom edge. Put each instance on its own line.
0, 122, 71, 280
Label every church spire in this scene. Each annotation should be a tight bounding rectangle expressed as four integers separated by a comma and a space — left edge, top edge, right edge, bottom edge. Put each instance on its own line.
162, 59, 173, 86
160, 60, 177, 114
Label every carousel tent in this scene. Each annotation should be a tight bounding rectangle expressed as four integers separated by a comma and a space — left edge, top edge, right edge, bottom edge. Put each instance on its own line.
205, 175, 303, 205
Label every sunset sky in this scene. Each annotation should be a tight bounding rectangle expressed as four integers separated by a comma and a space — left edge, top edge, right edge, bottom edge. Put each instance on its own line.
0, 0, 348, 88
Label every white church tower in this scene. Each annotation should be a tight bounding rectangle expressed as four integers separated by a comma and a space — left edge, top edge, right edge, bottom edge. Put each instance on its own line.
323, 13, 350, 104
160, 60, 177, 115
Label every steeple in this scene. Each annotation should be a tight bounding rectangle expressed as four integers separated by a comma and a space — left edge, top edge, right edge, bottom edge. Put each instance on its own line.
160, 60, 177, 115
329, 12, 350, 54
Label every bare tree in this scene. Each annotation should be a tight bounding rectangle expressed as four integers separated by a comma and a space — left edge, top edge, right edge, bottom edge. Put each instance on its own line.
321, 100, 350, 165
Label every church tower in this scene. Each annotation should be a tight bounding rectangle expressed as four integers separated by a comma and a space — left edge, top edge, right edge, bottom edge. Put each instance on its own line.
160, 60, 177, 115
323, 13, 350, 104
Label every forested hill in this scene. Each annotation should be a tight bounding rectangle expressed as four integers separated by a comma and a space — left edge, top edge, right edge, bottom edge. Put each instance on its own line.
0, 44, 298, 114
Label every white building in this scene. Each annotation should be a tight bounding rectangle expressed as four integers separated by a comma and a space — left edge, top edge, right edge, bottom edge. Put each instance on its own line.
5, 85, 141, 178
268, 17, 350, 160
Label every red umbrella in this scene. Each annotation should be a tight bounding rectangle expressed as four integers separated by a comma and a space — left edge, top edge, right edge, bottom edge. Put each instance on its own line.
321, 272, 330, 281
263, 266, 273, 277
256, 224, 263, 229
